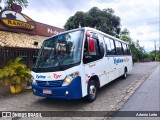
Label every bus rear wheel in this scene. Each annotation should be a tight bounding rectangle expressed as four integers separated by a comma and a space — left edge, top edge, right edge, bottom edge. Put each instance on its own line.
86, 80, 98, 102
122, 68, 127, 79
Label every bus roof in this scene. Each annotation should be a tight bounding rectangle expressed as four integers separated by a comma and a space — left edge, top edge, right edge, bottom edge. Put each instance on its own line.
50, 27, 129, 45
83, 27, 129, 44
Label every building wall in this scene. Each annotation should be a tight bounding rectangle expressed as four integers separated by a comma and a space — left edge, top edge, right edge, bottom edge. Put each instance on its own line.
0, 31, 48, 69
0, 31, 46, 48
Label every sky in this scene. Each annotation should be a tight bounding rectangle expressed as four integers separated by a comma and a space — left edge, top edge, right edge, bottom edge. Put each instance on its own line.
1, 0, 160, 52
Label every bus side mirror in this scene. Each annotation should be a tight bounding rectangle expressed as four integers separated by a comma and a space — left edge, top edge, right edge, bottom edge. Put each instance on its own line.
89, 38, 95, 52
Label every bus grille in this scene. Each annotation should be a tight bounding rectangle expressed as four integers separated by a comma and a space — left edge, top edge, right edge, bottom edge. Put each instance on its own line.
36, 80, 63, 87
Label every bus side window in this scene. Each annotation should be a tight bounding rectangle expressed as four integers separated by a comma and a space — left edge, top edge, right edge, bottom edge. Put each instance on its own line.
120, 42, 123, 55
120, 43, 124, 55
98, 34, 105, 57
126, 45, 131, 55
84, 39, 89, 55
115, 41, 123, 55
122, 43, 127, 55
110, 39, 116, 55
104, 37, 111, 55
83, 33, 104, 64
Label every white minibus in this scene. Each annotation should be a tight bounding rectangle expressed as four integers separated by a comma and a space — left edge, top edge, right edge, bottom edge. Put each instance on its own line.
31, 27, 132, 102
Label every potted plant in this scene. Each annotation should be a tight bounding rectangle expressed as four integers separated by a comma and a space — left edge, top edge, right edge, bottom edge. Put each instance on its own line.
0, 57, 31, 93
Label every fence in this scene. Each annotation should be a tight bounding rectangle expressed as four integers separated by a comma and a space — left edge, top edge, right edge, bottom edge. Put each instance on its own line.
0, 47, 39, 69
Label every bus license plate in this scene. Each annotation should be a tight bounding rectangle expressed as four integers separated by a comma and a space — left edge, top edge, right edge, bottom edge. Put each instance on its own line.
43, 90, 52, 94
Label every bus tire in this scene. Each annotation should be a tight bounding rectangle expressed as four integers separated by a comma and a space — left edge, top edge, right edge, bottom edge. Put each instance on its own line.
123, 68, 127, 79
86, 80, 98, 102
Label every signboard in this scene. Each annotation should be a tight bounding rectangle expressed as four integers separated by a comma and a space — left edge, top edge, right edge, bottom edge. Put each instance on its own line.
0, 4, 64, 37
0, 10, 36, 30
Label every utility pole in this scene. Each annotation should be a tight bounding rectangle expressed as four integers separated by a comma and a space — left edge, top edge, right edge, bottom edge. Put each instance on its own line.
154, 40, 156, 61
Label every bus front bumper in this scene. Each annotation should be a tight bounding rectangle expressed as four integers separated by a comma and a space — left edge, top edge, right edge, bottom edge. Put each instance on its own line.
32, 76, 82, 99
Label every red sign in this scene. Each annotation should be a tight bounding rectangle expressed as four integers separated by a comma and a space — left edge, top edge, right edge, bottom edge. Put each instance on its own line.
0, 4, 65, 37
53, 73, 61, 79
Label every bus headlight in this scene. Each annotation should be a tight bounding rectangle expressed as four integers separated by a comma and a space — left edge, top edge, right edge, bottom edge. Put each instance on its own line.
30, 76, 37, 85
62, 72, 79, 86
65, 77, 72, 84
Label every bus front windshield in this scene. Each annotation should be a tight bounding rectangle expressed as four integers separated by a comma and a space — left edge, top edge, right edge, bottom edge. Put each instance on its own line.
34, 30, 84, 68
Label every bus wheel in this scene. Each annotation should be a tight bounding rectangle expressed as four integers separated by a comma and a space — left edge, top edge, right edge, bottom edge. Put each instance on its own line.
86, 80, 97, 102
123, 68, 127, 79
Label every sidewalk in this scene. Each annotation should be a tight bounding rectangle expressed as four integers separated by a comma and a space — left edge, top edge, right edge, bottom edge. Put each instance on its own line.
112, 64, 160, 120
0, 82, 31, 97
0, 83, 10, 96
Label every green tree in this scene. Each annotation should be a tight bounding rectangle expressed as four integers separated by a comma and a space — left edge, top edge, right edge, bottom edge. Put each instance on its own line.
149, 50, 160, 61
64, 7, 121, 37
0, 0, 28, 9
120, 28, 130, 35
149, 51, 155, 61
142, 53, 149, 59
120, 28, 131, 43
135, 40, 146, 61
130, 42, 138, 61
120, 28, 136, 59
120, 28, 146, 62
156, 53, 160, 61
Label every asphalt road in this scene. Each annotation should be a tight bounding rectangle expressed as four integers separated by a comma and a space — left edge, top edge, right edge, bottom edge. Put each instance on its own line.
0, 62, 159, 120
112, 64, 160, 120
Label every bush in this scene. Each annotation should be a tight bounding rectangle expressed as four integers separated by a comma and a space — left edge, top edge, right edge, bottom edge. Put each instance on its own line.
0, 58, 31, 86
